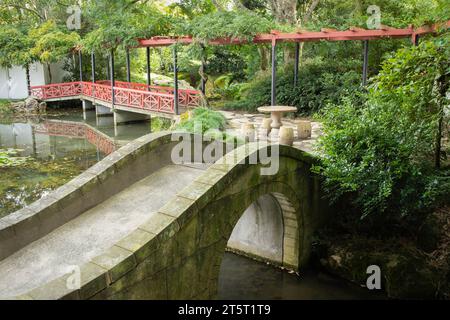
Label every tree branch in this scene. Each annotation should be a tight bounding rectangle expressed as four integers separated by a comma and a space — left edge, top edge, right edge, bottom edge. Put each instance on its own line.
211, 0, 225, 11
0, 4, 45, 21
304, 0, 320, 24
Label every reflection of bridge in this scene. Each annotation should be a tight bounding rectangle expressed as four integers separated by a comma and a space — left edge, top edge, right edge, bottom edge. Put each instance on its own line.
30, 80, 202, 122
33, 120, 117, 155
0, 133, 330, 299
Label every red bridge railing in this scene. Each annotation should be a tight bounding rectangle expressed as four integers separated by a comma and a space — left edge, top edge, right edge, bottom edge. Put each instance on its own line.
33, 120, 117, 155
30, 80, 202, 114
96, 80, 202, 108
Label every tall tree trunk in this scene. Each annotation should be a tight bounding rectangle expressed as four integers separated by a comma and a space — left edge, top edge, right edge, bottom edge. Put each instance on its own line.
269, 0, 301, 64
435, 74, 449, 169
258, 46, 269, 71
298, 0, 320, 67
269, 0, 298, 24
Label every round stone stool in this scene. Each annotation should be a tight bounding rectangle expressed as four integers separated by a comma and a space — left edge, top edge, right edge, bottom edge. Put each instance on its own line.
241, 123, 256, 142
279, 126, 294, 146
297, 120, 312, 139
260, 118, 272, 137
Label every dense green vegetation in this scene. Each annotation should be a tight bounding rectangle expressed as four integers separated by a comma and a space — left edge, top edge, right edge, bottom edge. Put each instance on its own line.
314, 36, 450, 219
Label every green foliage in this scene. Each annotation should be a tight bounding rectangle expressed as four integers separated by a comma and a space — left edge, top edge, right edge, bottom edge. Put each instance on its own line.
181, 10, 274, 42
0, 25, 33, 67
223, 58, 363, 115
29, 20, 80, 64
151, 117, 173, 132
0, 149, 30, 168
314, 37, 450, 218
82, 1, 174, 51
177, 107, 226, 133
305, 0, 450, 30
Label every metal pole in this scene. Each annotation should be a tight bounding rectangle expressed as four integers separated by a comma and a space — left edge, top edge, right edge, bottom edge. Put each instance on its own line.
412, 34, 420, 46
110, 49, 115, 107
294, 42, 300, 87
173, 45, 179, 115
91, 52, 96, 83
106, 55, 110, 80
201, 59, 206, 95
146, 47, 151, 89
78, 50, 83, 82
126, 48, 131, 83
362, 40, 369, 87
271, 40, 277, 106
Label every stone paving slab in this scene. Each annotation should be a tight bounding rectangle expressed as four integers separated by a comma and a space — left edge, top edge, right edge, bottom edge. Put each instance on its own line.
0, 164, 205, 298
220, 111, 322, 154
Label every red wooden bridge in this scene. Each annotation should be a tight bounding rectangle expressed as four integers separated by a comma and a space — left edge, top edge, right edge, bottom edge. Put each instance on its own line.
30, 81, 202, 116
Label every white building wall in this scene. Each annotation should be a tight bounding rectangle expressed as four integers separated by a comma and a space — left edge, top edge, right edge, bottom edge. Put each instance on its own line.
9, 66, 28, 99
0, 61, 67, 100
0, 68, 9, 98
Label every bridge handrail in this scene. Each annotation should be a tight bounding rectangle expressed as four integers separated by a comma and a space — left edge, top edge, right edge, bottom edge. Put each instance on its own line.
0, 132, 175, 264
1, 138, 321, 299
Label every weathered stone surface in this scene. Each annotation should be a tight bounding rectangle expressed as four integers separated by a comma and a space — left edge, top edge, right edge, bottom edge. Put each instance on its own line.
79, 262, 110, 299
116, 229, 158, 263
91, 245, 136, 283
0, 130, 329, 300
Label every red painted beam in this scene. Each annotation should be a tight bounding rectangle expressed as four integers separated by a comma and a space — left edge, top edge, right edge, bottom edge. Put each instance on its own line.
136, 20, 449, 47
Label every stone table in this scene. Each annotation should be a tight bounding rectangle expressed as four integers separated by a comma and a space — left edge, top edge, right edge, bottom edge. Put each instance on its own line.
257, 106, 297, 129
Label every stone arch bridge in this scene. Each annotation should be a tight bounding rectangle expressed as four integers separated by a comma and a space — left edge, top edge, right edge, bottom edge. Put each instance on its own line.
0, 132, 330, 299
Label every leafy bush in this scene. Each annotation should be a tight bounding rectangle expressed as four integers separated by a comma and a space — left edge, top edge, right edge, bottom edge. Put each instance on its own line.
181, 11, 274, 42
223, 58, 363, 115
151, 117, 173, 132
177, 107, 226, 134
314, 37, 450, 219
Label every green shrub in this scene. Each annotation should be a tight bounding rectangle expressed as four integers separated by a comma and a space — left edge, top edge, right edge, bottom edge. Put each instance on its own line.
314, 37, 450, 219
223, 58, 363, 115
177, 107, 226, 134
151, 117, 173, 132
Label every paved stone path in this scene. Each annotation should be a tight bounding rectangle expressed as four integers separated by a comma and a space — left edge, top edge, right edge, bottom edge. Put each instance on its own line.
0, 164, 206, 298
220, 111, 322, 154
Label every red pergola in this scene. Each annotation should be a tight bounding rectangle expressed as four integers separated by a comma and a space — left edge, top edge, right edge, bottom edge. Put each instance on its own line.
135, 20, 449, 106
73, 20, 449, 114
138, 21, 450, 47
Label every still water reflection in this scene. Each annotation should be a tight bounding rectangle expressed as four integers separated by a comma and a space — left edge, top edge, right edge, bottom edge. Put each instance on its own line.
0, 109, 151, 218
218, 253, 385, 300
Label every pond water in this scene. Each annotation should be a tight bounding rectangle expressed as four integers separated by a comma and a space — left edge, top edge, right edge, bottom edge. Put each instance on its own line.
0, 108, 151, 218
218, 253, 385, 300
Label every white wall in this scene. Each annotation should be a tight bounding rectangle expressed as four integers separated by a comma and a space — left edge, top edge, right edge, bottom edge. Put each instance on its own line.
0, 68, 9, 98
0, 61, 67, 100
9, 66, 29, 99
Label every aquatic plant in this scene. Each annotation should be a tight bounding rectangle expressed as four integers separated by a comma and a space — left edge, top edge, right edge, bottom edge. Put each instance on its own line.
0, 149, 30, 168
